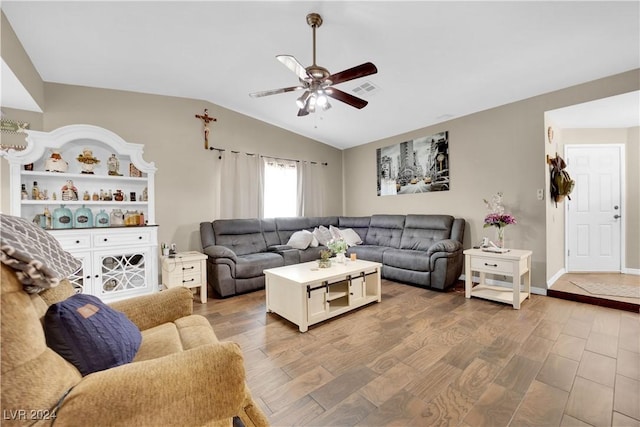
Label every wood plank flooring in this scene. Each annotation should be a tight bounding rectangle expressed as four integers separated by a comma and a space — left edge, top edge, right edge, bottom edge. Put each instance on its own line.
193, 280, 640, 427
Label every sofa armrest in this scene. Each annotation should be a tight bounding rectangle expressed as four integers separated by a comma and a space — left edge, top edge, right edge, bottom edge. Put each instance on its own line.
109, 287, 193, 331
426, 239, 463, 257
56, 342, 247, 426
203, 245, 238, 262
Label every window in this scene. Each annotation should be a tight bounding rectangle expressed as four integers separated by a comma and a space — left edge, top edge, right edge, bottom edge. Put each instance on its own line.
263, 159, 297, 218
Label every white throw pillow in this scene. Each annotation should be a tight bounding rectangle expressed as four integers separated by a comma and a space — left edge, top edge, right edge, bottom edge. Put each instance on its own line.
329, 225, 343, 240
309, 233, 319, 247
287, 230, 313, 250
313, 226, 332, 246
340, 228, 363, 247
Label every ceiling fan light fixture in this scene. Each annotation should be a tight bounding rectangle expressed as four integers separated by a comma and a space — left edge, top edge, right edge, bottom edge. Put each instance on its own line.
316, 90, 328, 107
296, 91, 311, 109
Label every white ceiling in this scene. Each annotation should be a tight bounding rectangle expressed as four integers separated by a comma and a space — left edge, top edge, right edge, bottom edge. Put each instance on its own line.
2, 1, 639, 149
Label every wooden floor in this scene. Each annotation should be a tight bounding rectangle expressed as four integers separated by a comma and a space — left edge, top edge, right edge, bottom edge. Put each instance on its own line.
193, 280, 640, 427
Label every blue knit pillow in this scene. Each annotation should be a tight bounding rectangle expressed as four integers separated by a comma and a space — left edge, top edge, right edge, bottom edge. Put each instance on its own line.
44, 294, 142, 376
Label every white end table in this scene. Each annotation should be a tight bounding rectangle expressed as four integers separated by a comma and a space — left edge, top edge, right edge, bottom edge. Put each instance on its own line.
161, 251, 208, 303
464, 248, 532, 309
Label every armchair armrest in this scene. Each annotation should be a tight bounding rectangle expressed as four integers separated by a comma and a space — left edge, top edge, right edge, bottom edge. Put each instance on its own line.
109, 287, 193, 331
426, 239, 463, 257
203, 245, 238, 262
56, 342, 247, 426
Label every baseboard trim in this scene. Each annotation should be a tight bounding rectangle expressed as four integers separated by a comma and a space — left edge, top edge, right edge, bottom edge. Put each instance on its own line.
622, 268, 640, 276
547, 268, 566, 289
547, 289, 639, 313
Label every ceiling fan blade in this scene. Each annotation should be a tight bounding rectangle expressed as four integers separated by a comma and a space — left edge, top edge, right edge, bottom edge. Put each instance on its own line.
329, 62, 378, 85
325, 88, 368, 109
297, 108, 310, 117
249, 85, 304, 98
277, 55, 310, 81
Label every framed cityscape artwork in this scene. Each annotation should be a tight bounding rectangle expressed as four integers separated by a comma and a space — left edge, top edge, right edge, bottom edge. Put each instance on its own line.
376, 131, 449, 196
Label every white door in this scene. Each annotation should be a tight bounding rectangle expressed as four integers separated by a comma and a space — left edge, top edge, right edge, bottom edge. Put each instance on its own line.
566, 145, 623, 272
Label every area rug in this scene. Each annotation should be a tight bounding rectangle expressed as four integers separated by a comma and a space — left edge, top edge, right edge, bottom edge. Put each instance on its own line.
570, 280, 640, 298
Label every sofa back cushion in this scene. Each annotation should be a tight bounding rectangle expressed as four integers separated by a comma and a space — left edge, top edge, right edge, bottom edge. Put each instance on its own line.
275, 217, 312, 244
274, 216, 338, 245
400, 215, 455, 251
1, 265, 82, 420
338, 216, 370, 243
364, 215, 405, 248
260, 218, 279, 247
212, 219, 267, 256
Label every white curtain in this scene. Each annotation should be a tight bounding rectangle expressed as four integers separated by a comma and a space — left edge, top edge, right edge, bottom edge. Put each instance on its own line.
299, 161, 327, 217
218, 151, 261, 219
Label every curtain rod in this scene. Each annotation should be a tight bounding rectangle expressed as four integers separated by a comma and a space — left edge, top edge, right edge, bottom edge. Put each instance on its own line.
209, 146, 328, 166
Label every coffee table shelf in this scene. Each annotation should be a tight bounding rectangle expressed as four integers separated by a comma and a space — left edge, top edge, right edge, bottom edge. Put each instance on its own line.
264, 259, 382, 332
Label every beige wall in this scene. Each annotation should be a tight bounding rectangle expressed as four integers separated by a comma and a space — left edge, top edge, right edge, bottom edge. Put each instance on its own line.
0, 83, 344, 254
562, 127, 640, 271
343, 70, 640, 288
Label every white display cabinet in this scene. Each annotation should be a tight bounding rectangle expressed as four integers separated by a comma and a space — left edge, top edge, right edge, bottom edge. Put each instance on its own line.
2, 124, 159, 302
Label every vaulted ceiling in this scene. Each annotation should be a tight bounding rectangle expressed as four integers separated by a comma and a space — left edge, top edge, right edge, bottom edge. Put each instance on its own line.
2, 1, 639, 149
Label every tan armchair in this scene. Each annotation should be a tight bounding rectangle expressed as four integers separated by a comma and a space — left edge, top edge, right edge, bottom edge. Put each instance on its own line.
1, 263, 269, 427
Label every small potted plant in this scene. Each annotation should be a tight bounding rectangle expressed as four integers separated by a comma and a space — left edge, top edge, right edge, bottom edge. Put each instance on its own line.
327, 238, 348, 264
318, 249, 332, 268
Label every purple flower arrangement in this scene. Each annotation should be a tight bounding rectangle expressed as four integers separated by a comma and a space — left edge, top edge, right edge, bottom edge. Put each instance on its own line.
483, 192, 517, 229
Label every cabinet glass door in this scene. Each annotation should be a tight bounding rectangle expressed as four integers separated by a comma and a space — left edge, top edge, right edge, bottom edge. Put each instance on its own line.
98, 250, 148, 296
66, 252, 91, 294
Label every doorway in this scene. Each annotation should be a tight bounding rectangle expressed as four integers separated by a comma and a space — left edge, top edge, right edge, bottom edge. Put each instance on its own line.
565, 144, 624, 273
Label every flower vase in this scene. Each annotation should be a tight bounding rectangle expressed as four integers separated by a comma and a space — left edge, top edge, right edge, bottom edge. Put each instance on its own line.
336, 252, 346, 264
496, 227, 505, 248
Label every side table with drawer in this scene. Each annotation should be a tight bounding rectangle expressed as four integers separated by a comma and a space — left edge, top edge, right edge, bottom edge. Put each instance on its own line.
161, 251, 208, 303
464, 248, 532, 309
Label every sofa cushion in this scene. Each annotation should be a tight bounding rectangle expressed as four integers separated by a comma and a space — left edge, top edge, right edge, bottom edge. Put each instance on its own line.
287, 230, 314, 250
347, 245, 389, 263
44, 294, 142, 376
213, 219, 267, 256
235, 253, 284, 278
383, 248, 432, 272
400, 215, 454, 251
364, 215, 405, 248
338, 216, 370, 243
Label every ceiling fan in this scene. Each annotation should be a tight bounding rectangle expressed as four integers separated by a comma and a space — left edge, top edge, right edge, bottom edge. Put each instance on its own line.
249, 13, 378, 116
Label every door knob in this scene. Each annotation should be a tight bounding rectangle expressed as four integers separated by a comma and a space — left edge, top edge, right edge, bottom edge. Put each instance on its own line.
614, 214, 621, 219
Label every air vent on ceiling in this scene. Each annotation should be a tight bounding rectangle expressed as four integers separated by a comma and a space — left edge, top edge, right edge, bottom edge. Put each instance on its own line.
351, 81, 379, 98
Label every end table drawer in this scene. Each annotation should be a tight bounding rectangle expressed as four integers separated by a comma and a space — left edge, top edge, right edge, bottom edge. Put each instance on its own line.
471, 257, 513, 274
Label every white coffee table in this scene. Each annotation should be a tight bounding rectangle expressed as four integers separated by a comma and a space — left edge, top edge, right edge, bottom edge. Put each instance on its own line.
264, 259, 382, 332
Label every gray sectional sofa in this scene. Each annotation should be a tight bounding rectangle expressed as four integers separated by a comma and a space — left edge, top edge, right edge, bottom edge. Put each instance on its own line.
199, 214, 465, 298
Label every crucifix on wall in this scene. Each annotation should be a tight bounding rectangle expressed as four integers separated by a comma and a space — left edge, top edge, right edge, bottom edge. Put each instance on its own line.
195, 109, 217, 150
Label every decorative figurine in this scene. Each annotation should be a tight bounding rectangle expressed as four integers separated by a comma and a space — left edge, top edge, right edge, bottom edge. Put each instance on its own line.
44, 150, 68, 173
107, 154, 122, 176
76, 148, 100, 174
61, 180, 78, 201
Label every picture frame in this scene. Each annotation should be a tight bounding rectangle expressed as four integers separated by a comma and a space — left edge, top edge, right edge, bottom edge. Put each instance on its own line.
376, 131, 449, 196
